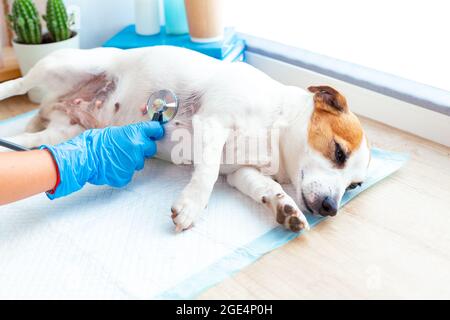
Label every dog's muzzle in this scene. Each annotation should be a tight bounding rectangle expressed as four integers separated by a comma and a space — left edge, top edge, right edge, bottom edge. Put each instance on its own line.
302, 191, 338, 217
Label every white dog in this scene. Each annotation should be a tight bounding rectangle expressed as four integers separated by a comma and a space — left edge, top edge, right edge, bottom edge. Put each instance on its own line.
0, 46, 371, 233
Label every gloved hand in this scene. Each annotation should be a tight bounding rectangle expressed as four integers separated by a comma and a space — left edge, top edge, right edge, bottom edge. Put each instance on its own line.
41, 121, 164, 200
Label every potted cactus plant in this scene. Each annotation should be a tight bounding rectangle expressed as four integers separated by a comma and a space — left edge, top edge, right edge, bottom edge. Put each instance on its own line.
8, 0, 79, 102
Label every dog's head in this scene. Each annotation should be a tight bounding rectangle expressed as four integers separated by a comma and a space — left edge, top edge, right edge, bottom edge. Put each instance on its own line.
296, 86, 370, 217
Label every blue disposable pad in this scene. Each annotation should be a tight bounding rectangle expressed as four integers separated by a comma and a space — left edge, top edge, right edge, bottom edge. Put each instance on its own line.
0, 112, 408, 299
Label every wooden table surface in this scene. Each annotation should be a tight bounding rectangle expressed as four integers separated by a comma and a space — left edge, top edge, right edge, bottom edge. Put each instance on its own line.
0, 47, 22, 83
1, 95, 449, 299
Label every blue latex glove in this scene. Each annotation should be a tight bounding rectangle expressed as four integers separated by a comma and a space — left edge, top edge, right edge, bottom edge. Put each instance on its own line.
41, 121, 164, 200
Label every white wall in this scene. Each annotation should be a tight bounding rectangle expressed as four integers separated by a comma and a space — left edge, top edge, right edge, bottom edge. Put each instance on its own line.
66, 0, 135, 49
64, 0, 166, 48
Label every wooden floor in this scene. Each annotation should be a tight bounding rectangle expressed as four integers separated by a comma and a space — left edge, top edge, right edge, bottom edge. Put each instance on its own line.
1, 95, 449, 299
0, 95, 38, 121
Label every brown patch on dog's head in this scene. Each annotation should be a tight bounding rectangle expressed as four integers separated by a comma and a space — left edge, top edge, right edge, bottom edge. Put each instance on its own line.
307, 86, 364, 167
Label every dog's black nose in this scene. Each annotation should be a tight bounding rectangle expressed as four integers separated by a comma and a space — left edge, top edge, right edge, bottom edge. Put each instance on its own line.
320, 197, 338, 217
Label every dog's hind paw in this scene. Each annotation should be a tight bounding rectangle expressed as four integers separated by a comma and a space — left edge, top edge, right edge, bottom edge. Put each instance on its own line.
171, 198, 203, 233
265, 193, 310, 232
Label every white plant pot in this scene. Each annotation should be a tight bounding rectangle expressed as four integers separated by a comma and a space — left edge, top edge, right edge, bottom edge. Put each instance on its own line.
13, 33, 80, 103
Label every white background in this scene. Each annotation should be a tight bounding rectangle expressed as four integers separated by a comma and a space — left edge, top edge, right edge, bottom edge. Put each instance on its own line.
223, 0, 450, 92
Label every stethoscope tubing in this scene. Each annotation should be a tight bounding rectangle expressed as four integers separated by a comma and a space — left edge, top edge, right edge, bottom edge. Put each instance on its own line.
0, 139, 30, 152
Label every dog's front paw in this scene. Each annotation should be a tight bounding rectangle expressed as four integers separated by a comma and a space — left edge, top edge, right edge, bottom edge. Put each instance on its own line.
171, 198, 204, 233
264, 193, 310, 232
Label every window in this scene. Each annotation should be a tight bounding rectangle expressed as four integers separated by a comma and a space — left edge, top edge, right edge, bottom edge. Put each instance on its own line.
224, 0, 450, 92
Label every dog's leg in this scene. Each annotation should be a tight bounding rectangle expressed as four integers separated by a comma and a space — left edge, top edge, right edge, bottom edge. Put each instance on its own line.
0, 49, 105, 101
171, 116, 229, 232
227, 167, 310, 232
0, 113, 84, 152
25, 114, 48, 133
0, 78, 29, 100
0, 58, 55, 101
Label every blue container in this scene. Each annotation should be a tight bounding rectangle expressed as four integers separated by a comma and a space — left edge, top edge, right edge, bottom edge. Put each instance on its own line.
163, 0, 189, 35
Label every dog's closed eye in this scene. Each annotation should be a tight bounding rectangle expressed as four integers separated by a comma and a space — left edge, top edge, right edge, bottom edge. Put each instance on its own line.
334, 142, 347, 166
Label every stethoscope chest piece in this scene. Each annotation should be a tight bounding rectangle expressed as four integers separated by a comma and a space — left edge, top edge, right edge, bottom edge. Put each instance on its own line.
146, 89, 179, 124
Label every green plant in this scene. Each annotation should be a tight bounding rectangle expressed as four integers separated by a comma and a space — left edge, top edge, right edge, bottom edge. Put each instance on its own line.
7, 0, 74, 45
43, 0, 71, 42
8, 0, 42, 44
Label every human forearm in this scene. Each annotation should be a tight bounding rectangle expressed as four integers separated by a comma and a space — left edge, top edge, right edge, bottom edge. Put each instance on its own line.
0, 150, 58, 205
0, 121, 163, 205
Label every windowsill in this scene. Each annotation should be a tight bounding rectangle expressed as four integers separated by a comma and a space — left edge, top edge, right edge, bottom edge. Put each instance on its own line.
240, 33, 450, 117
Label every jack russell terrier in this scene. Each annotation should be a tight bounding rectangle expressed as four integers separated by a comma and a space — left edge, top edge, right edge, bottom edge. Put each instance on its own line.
0, 46, 371, 233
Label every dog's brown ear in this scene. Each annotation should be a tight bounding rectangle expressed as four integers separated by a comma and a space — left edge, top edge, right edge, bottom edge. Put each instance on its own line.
308, 85, 348, 114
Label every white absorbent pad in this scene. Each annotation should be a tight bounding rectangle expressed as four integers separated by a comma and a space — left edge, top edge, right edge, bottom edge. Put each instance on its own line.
0, 111, 409, 299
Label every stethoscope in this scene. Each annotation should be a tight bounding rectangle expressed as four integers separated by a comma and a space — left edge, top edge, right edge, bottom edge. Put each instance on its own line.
0, 89, 179, 152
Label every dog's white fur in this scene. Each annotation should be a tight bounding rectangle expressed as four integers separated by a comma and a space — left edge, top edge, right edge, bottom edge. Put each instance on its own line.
0, 46, 370, 232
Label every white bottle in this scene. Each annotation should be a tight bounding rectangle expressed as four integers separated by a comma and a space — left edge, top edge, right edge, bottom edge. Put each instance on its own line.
135, 0, 161, 36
